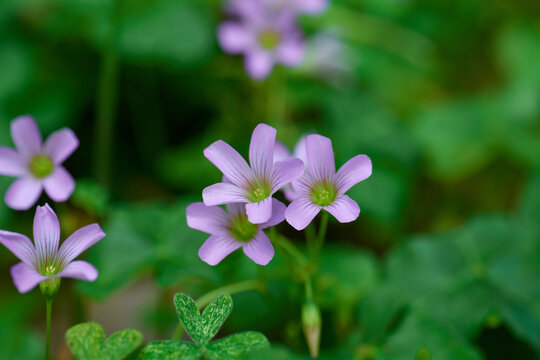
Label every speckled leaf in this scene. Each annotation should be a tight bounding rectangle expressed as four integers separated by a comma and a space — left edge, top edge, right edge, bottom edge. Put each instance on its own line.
66, 322, 142, 360
174, 293, 233, 345
199, 293, 234, 345
204, 332, 270, 360
174, 293, 204, 344
138, 341, 201, 360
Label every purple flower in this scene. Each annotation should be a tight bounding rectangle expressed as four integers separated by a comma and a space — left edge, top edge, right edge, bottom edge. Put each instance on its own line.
229, 0, 328, 16
186, 199, 285, 265
203, 123, 304, 224
0, 204, 105, 293
285, 134, 372, 230
218, 2, 305, 80
0, 115, 79, 210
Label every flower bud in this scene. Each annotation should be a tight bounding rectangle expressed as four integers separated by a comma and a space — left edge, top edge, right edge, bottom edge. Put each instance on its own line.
416, 347, 430, 360
40, 277, 61, 301
302, 301, 321, 358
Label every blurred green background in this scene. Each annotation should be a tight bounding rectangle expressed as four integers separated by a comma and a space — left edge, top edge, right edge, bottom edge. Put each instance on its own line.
0, 0, 540, 359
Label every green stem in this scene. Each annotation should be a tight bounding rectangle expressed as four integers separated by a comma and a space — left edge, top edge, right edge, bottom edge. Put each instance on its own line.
312, 212, 329, 266
45, 299, 53, 360
94, 0, 122, 186
196, 280, 262, 308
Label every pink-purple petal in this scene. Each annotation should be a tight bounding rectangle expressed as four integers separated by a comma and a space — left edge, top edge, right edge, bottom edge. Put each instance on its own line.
4, 177, 42, 210
305, 134, 335, 183
0, 147, 25, 176
249, 123, 276, 179
285, 197, 321, 230
324, 195, 360, 223
186, 202, 229, 235
57, 224, 105, 265
204, 140, 253, 187
225, 202, 246, 217
57, 260, 98, 282
293, 136, 308, 163
218, 22, 253, 54
202, 182, 247, 206
0, 230, 36, 266
242, 231, 274, 265
271, 157, 304, 193
198, 234, 241, 266
335, 154, 372, 194
10, 262, 47, 293
244, 51, 274, 80
246, 196, 273, 224
261, 198, 286, 229
283, 187, 299, 202
291, 173, 312, 196
10, 115, 42, 158
33, 204, 60, 265
277, 39, 305, 66
43, 166, 75, 202
273, 141, 291, 163
295, 0, 328, 14
44, 128, 79, 164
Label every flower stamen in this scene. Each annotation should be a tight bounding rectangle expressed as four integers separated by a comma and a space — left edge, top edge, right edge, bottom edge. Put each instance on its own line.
29, 154, 54, 179
310, 182, 337, 207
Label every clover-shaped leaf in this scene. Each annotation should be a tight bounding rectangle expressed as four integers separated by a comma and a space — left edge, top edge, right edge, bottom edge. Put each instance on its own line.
205, 332, 270, 360
175, 292, 233, 345
139, 293, 269, 359
66, 322, 142, 360
138, 341, 201, 360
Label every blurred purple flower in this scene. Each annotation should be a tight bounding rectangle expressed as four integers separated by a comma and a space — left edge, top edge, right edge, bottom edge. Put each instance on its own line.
0, 115, 79, 210
285, 134, 372, 230
203, 123, 304, 224
0, 204, 105, 293
186, 199, 285, 265
273, 137, 307, 201
229, 0, 328, 16
218, 1, 306, 79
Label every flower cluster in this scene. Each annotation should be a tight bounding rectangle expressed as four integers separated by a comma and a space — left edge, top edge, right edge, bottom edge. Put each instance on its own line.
218, 0, 328, 80
187, 123, 372, 266
0, 115, 104, 295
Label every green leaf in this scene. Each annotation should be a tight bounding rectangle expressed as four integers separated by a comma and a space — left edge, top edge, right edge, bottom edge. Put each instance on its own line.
174, 293, 205, 345
66, 322, 142, 360
138, 341, 201, 360
384, 312, 482, 360
174, 293, 233, 346
119, 0, 214, 67
200, 293, 234, 345
204, 332, 270, 360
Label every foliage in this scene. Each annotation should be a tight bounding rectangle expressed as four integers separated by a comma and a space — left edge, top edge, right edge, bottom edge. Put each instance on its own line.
66, 322, 142, 360
139, 293, 269, 359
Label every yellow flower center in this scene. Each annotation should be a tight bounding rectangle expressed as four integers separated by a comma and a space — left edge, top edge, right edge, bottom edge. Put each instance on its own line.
258, 30, 281, 50
310, 182, 337, 207
29, 154, 54, 178
229, 215, 258, 243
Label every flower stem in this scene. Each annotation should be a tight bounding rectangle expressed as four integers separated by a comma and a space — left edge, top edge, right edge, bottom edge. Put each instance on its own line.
45, 298, 53, 360
94, 0, 122, 186
315, 211, 329, 257
196, 280, 263, 309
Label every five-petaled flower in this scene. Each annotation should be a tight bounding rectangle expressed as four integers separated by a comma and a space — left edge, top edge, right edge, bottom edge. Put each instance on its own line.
186, 199, 285, 265
285, 134, 372, 230
218, 0, 306, 80
203, 123, 304, 224
0, 115, 79, 210
0, 204, 105, 293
